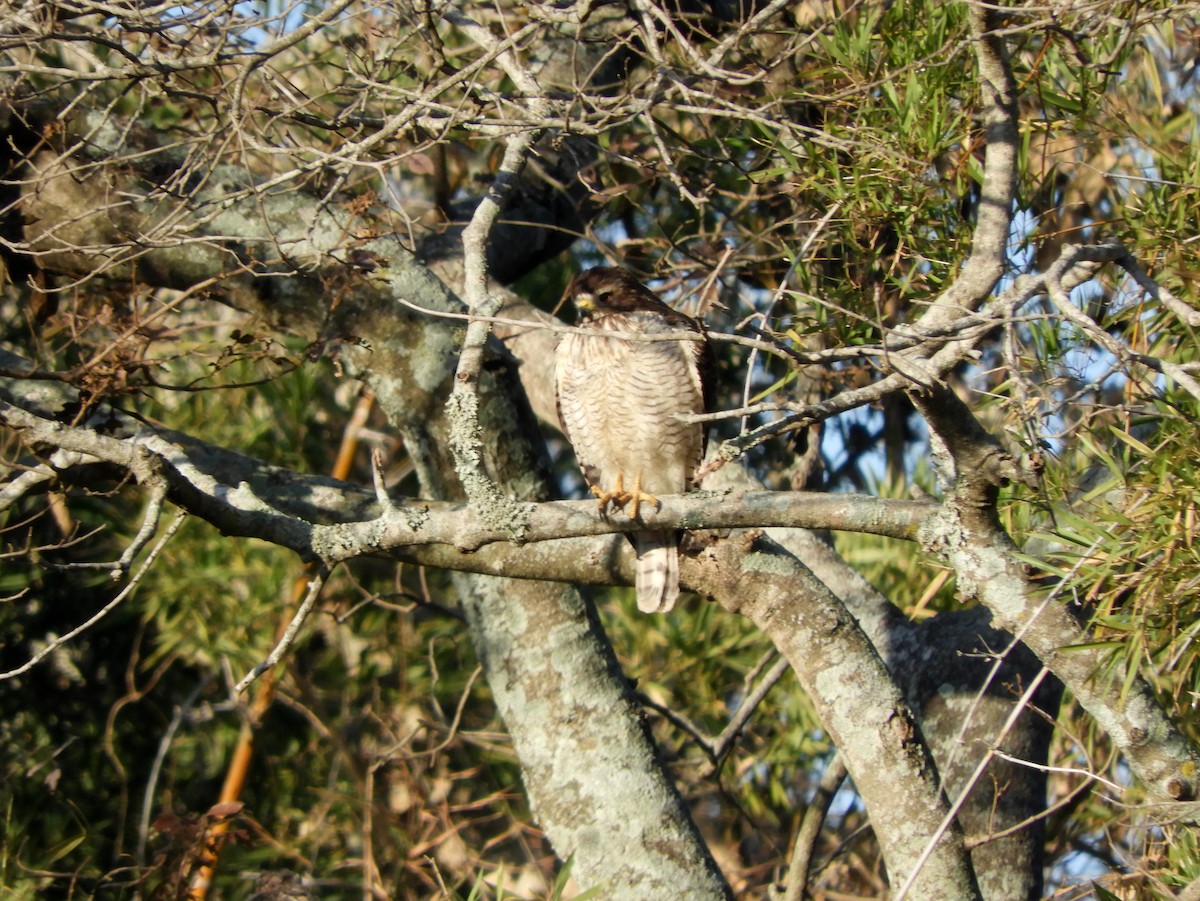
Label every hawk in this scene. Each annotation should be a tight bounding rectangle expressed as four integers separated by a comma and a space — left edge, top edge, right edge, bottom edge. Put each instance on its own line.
554, 267, 713, 613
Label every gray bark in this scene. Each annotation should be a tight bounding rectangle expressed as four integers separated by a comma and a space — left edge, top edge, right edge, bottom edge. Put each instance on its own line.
693, 533, 981, 899
10, 124, 733, 899
5, 5, 1200, 899
911, 384, 1200, 803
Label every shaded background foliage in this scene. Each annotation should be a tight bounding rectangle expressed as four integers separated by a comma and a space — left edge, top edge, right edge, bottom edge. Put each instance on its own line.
1, 1, 1199, 899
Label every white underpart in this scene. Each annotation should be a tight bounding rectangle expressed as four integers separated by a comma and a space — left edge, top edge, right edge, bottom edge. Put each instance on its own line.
555, 310, 706, 614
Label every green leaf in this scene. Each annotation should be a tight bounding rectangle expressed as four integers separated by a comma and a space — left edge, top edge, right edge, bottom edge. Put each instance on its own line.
45, 833, 86, 864
750, 370, 797, 404
1041, 90, 1083, 113
552, 854, 608, 900
1109, 427, 1155, 458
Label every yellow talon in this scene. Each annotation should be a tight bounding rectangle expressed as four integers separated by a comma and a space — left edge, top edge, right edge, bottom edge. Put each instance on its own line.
590, 472, 658, 520
591, 472, 632, 514
626, 472, 658, 520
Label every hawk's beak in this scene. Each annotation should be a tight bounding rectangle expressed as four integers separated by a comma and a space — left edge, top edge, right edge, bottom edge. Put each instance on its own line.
574, 291, 596, 313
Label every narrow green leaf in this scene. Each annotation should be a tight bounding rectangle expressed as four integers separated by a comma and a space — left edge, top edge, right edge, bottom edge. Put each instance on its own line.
1110, 427, 1155, 458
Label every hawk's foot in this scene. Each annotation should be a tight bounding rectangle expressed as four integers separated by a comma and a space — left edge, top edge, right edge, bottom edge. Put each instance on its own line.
590, 472, 659, 520
626, 472, 659, 520
591, 472, 632, 515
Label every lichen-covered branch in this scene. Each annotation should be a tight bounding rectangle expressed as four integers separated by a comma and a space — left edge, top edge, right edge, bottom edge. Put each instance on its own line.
6, 112, 732, 901
911, 384, 1200, 804
921, 2, 1018, 329
0, 355, 933, 564
442, 7, 549, 524
696, 534, 981, 899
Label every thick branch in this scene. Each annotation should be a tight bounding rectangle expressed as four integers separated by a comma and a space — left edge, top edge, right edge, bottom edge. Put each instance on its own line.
920, 2, 1018, 329
0, 362, 933, 560
5, 109, 731, 890
912, 384, 1200, 803
442, 7, 548, 522
697, 534, 981, 899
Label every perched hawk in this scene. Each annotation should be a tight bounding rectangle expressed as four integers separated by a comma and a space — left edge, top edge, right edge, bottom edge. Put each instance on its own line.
554, 267, 713, 613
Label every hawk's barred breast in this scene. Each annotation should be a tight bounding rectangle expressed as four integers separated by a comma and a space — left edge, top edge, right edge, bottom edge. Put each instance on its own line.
557, 310, 705, 500
554, 267, 712, 613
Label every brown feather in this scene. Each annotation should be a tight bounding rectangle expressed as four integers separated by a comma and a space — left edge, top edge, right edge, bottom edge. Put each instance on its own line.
554, 267, 712, 614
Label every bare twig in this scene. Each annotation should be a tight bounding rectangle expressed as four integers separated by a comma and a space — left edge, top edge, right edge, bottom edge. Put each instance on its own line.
1045, 272, 1200, 403
779, 756, 848, 901
234, 564, 331, 693
892, 667, 1054, 901
0, 449, 85, 513
708, 654, 792, 767
1115, 247, 1200, 328
440, 7, 549, 523
0, 507, 187, 681
639, 651, 792, 769
136, 674, 214, 867
56, 489, 167, 578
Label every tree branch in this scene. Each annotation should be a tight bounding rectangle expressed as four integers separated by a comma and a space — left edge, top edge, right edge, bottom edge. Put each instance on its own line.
697, 533, 981, 899
0, 365, 934, 559
0, 508, 187, 681
442, 7, 549, 525
911, 383, 1200, 804
920, 1, 1018, 329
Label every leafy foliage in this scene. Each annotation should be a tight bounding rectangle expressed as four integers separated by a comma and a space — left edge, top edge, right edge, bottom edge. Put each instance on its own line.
2, 1, 1200, 899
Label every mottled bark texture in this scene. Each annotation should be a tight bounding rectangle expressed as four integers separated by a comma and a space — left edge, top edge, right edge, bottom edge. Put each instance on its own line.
508, 300, 1057, 901
907, 609, 1061, 901
370, 310, 732, 900
743, 495, 1060, 901
7, 4, 1200, 899
911, 383, 1200, 804
8, 115, 732, 901
693, 534, 982, 899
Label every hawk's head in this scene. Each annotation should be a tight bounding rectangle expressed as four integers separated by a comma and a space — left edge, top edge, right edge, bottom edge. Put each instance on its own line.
566, 267, 669, 322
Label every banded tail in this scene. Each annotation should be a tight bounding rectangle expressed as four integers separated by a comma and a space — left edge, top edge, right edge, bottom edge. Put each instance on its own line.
634, 531, 680, 613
